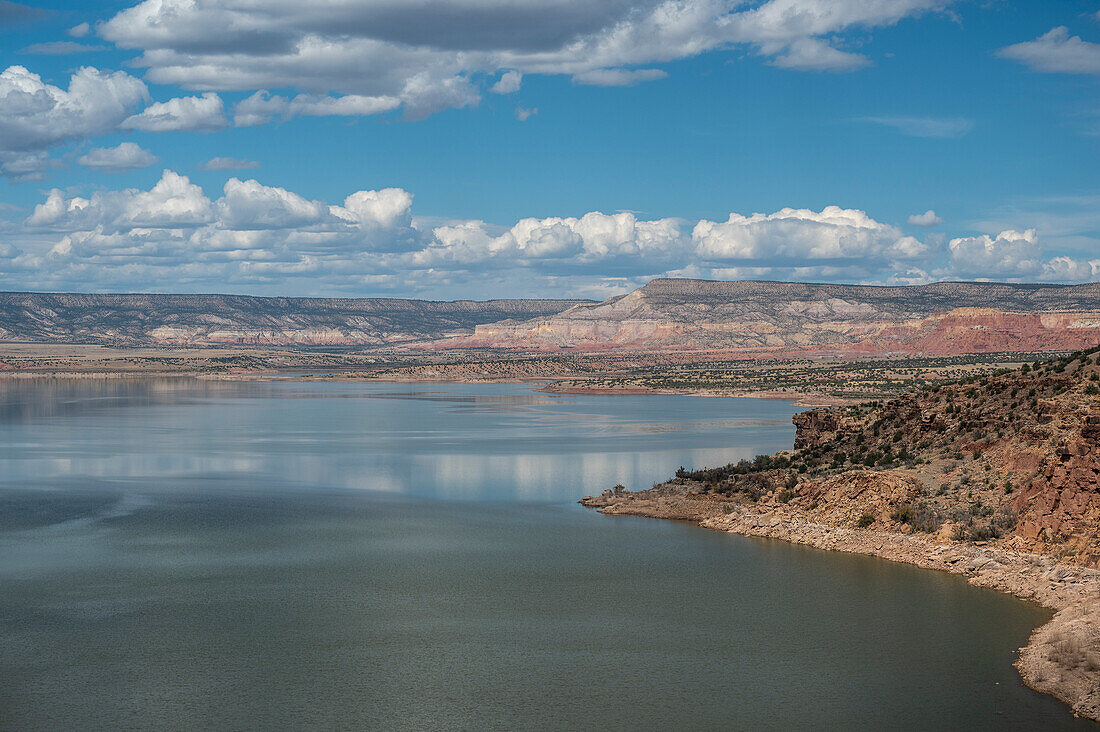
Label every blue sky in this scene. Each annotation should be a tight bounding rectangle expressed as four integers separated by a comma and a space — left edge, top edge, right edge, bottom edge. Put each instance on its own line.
0, 0, 1098, 298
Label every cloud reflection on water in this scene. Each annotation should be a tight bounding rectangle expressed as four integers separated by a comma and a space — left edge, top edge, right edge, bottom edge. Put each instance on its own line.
0, 378, 800, 502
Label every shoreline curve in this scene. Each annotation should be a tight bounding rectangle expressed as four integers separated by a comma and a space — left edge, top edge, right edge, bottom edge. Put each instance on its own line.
580, 490, 1100, 722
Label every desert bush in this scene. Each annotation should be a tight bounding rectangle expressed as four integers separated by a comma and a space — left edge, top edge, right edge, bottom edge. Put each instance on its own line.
891, 502, 942, 533
676, 453, 791, 484
890, 504, 913, 523
1047, 632, 1100, 673
969, 499, 992, 516
951, 505, 1016, 541
991, 506, 1017, 533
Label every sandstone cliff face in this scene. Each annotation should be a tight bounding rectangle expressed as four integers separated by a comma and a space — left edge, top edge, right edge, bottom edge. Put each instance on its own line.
0, 292, 589, 347
1013, 414, 1100, 562
447, 279, 1100, 355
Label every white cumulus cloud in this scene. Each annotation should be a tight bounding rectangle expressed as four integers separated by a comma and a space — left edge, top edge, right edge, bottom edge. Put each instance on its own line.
216, 178, 334, 230
0, 65, 148, 178
692, 206, 926, 261
944, 228, 1100, 282
27, 170, 215, 231
77, 142, 158, 171
947, 229, 1042, 276
908, 209, 943, 227
7, 171, 1099, 296
420, 211, 686, 269
999, 27, 1100, 74
122, 93, 228, 132
490, 71, 522, 94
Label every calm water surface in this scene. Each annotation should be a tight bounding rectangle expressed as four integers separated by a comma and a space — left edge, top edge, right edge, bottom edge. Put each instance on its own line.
0, 379, 1091, 730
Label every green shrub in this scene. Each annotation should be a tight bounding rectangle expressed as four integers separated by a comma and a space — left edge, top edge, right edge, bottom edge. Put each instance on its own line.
890, 504, 913, 523
857, 514, 875, 528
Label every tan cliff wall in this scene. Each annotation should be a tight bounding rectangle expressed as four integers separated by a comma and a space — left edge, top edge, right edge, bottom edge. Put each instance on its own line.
464, 306, 1100, 354
446, 280, 1100, 355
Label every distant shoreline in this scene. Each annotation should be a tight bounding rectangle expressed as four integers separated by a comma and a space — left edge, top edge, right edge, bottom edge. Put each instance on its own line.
0, 369, 853, 406
535, 382, 857, 407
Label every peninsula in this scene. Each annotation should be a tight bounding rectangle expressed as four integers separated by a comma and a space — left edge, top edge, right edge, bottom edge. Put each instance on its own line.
584, 347, 1100, 720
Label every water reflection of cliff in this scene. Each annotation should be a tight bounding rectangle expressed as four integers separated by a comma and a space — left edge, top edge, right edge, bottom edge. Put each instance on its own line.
0, 380, 799, 502
0, 378, 247, 424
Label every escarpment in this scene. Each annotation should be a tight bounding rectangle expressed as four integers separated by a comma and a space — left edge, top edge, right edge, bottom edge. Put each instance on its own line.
7, 279, 1100, 356
446, 279, 1100, 355
0, 292, 589, 347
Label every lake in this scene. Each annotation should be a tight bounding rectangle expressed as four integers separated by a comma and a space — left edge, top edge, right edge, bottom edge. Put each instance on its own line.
0, 379, 1090, 729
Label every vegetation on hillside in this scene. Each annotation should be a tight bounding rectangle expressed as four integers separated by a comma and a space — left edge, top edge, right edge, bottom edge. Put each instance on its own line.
670, 345, 1100, 555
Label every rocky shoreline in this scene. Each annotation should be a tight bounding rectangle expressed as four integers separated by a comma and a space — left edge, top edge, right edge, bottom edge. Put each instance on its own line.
580, 488, 1100, 722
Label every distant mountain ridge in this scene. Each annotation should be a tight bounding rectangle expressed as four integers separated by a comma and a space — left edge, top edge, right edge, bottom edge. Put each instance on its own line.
0, 292, 591, 347
6, 278, 1100, 355
452, 278, 1100, 355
